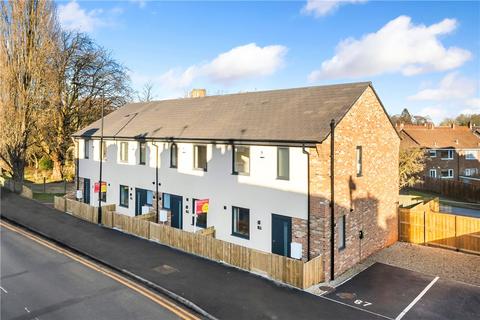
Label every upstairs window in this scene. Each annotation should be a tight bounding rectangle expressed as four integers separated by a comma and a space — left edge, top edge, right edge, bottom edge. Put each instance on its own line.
101, 141, 107, 161
277, 147, 290, 180
465, 150, 477, 160
233, 146, 250, 175
84, 139, 90, 159
139, 142, 146, 165
440, 149, 454, 160
356, 146, 363, 177
194, 145, 207, 171
120, 142, 128, 163
119, 185, 129, 208
428, 150, 436, 158
170, 143, 178, 168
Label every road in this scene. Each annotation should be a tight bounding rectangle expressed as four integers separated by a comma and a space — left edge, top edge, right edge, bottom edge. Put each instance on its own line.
0, 222, 201, 320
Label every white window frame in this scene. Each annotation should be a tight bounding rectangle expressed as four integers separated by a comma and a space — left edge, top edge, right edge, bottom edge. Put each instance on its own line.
465, 168, 472, 177
119, 142, 129, 163
429, 169, 437, 178
465, 150, 477, 160
428, 150, 436, 158
440, 169, 454, 179
193, 145, 207, 171
440, 149, 454, 160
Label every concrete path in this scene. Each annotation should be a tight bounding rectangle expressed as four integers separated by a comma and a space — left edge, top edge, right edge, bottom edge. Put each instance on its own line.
1, 225, 189, 320
0, 189, 383, 320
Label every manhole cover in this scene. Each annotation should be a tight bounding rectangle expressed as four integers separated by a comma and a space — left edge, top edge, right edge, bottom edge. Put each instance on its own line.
336, 292, 357, 300
153, 264, 178, 275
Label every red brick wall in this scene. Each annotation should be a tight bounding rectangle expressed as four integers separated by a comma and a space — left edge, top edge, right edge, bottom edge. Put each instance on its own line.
309, 86, 400, 279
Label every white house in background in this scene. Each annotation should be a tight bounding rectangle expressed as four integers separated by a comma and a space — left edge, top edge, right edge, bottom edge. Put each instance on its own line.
73, 82, 400, 279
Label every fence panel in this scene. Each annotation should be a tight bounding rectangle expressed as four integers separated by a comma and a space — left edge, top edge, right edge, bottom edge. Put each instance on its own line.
425, 211, 456, 248
413, 177, 480, 203
303, 255, 324, 289
456, 215, 480, 253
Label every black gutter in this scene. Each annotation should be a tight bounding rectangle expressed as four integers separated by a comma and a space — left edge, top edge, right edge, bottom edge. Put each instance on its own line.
302, 146, 311, 261
330, 119, 335, 281
152, 141, 160, 223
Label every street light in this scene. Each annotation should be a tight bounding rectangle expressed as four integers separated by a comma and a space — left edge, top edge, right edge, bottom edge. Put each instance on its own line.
72, 80, 105, 225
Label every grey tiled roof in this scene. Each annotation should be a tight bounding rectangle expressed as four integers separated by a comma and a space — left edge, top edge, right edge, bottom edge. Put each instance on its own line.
74, 82, 372, 143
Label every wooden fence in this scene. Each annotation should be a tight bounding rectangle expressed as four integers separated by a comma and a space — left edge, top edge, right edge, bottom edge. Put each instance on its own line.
399, 198, 480, 254
54, 196, 115, 224
0, 177, 33, 197
412, 177, 480, 203
52, 198, 325, 288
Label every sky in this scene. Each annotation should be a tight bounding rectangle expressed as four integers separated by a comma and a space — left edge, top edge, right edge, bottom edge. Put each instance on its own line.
56, 0, 480, 123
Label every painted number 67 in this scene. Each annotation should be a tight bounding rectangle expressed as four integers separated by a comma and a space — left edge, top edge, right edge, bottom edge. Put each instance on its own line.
354, 299, 372, 307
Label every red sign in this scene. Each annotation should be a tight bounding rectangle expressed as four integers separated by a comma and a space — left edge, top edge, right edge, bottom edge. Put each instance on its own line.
94, 182, 107, 193
195, 199, 209, 214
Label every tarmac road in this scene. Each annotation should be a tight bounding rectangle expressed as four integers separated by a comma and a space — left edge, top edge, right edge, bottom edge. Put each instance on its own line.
0, 223, 200, 320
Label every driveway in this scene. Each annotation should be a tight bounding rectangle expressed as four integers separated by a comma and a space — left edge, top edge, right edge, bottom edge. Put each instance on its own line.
325, 263, 480, 320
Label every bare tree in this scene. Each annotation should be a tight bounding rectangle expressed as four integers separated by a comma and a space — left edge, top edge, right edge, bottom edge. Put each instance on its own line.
0, 0, 59, 182
136, 81, 156, 102
38, 31, 132, 180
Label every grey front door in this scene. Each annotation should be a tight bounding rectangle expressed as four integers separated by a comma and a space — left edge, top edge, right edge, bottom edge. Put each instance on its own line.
135, 188, 148, 216
272, 214, 292, 257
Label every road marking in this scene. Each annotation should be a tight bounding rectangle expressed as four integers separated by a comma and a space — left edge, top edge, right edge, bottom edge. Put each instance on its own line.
25, 307, 30, 313
0, 286, 7, 294
395, 276, 439, 320
321, 295, 394, 320
0, 221, 201, 320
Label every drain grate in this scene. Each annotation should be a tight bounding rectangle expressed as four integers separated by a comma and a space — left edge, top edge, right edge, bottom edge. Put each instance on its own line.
336, 292, 357, 300
152, 264, 179, 275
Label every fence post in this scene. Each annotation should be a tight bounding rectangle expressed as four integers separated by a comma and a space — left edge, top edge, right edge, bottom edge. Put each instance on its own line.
43, 177, 46, 193
455, 215, 458, 251
423, 209, 426, 245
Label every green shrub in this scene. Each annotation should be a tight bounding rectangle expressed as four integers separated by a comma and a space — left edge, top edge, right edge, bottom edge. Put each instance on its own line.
39, 157, 53, 170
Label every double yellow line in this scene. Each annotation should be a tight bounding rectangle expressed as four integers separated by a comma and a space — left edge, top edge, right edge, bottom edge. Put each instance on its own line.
0, 220, 201, 320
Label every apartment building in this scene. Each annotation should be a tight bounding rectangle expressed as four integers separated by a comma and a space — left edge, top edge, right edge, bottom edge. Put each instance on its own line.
73, 82, 400, 278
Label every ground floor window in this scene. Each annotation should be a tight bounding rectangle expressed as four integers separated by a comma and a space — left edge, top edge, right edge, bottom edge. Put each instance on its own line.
441, 169, 454, 178
338, 215, 346, 250
119, 185, 129, 207
192, 199, 207, 228
162, 193, 171, 209
429, 169, 437, 178
232, 206, 250, 239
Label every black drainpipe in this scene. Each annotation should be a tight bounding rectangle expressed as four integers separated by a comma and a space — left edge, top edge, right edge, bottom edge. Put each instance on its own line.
330, 119, 335, 281
152, 141, 159, 223
302, 145, 311, 261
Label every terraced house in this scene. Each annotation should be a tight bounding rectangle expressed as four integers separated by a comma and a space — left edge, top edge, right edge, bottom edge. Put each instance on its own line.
399, 124, 480, 185
73, 82, 399, 278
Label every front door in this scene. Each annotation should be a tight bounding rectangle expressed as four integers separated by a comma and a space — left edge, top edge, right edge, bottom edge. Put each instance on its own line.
170, 195, 183, 229
135, 188, 148, 216
83, 178, 90, 204
272, 214, 292, 257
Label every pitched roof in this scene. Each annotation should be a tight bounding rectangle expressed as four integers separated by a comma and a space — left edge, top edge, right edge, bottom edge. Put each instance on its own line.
399, 125, 480, 149
74, 82, 373, 144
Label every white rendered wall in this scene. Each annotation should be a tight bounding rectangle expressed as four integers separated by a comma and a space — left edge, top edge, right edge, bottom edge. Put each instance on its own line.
77, 139, 308, 254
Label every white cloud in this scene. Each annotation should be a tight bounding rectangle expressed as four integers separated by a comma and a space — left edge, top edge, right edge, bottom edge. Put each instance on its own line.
159, 43, 288, 90
302, 0, 366, 17
418, 106, 448, 123
461, 98, 480, 114
409, 72, 476, 101
58, 1, 122, 33
309, 16, 471, 81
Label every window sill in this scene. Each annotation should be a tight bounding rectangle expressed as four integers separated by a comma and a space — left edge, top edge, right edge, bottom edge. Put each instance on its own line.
119, 204, 129, 208
232, 172, 250, 176
276, 176, 290, 181
440, 158, 454, 160
232, 232, 250, 240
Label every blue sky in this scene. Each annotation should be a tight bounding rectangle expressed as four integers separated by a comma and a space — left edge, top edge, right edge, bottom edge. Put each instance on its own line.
57, 0, 480, 123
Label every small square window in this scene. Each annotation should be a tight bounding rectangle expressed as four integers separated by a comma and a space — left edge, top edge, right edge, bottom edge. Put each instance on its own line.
465, 150, 477, 160
232, 206, 250, 239
428, 150, 436, 158
194, 145, 207, 171
429, 169, 437, 178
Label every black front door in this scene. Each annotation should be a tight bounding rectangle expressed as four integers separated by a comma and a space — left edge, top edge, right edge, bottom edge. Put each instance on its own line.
170, 195, 183, 229
83, 178, 90, 204
272, 214, 292, 257
135, 188, 148, 216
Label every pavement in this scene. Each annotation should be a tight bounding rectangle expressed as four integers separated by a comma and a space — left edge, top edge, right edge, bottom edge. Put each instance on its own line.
2, 189, 479, 320
0, 189, 384, 320
0, 224, 185, 320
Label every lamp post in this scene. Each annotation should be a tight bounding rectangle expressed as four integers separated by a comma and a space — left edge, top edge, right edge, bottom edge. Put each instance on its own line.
72, 80, 105, 224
